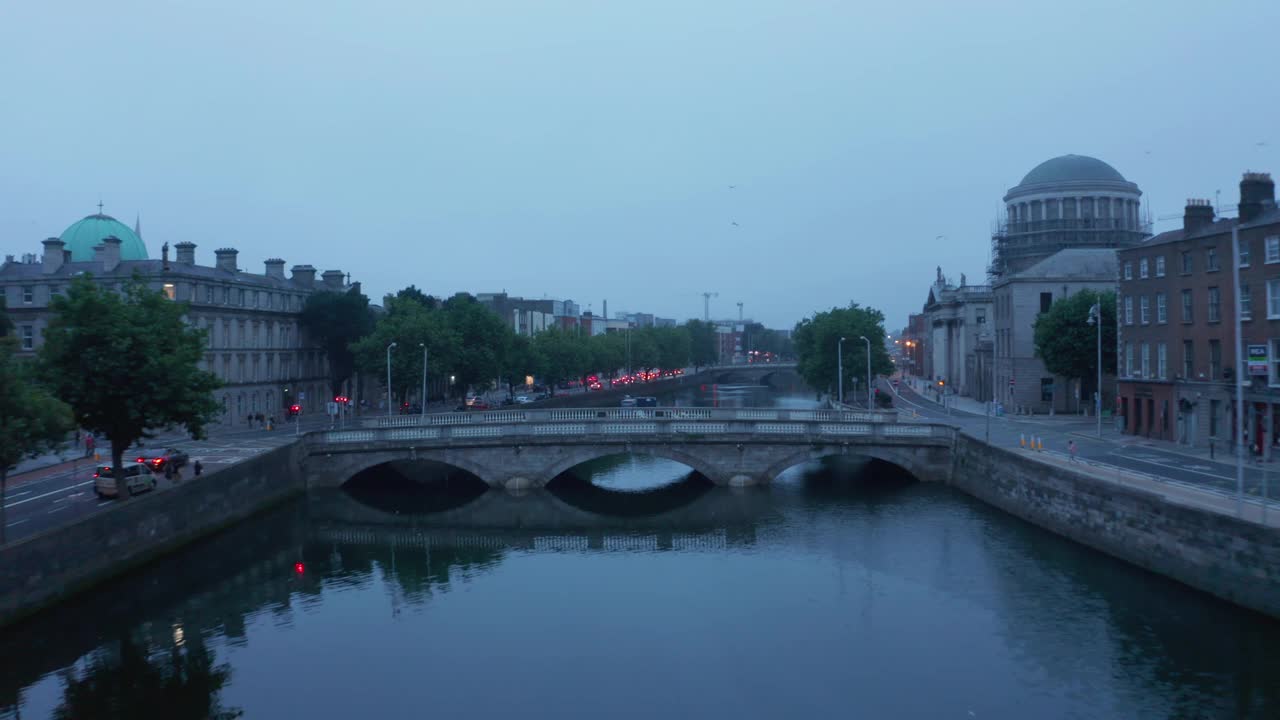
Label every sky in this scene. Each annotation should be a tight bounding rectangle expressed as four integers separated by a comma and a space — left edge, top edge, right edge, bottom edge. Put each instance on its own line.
3, 0, 1280, 331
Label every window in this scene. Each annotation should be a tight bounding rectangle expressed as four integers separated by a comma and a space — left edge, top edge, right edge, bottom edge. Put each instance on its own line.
1125, 342, 1134, 377
1123, 261, 1133, 280
1183, 340, 1194, 378
1141, 343, 1150, 378
238, 289, 246, 306
1157, 343, 1167, 379
1181, 289, 1194, 322
1155, 256, 1166, 277
1139, 258, 1149, 278
21, 286, 33, 304
1039, 292, 1052, 313
1181, 251, 1193, 274
1271, 340, 1280, 387
20, 325, 33, 350
1206, 247, 1219, 271
1040, 378, 1053, 402
162, 283, 176, 301
1124, 296, 1134, 325
976, 308, 986, 324
223, 287, 230, 304
1267, 236, 1280, 264
1208, 286, 1221, 322
1241, 284, 1252, 321
1269, 279, 1280, 319
1156, 292, 1167, 323
1210, 339, 1222, 379
1140, 296, 1150, 324
206, 285, 215, 303
1240, 240, 1251, 267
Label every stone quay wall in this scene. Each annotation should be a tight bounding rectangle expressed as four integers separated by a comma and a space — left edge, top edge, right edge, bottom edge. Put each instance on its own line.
0, 441, 305, 628
949, 432, 1280, 620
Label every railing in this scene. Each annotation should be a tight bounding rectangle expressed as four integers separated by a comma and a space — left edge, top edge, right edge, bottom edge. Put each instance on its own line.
313, 415, 950, 447
363, 406, 899, 429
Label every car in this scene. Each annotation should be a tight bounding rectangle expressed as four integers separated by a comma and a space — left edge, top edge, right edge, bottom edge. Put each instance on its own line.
135, 447, 189, 471
469, 399, 491, 411
514, 395, 533, 404
620, 396, 637, 407
286, 404, 302, 418
94, 462, 157, 499
636, 396, 658, 408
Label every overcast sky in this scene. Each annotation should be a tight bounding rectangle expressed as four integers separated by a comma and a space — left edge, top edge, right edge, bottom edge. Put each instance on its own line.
3, 0, 1279, 330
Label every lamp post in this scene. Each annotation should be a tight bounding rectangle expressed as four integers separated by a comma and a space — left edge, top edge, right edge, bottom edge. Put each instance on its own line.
837, 337, 845, 406
1088, 302, 1102, 438
419, 343, 428, 421
858, 335, 872, 409
386, 342, 397, 418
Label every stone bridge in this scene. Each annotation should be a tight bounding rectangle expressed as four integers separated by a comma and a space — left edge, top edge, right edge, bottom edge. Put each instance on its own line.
301, 407, 955, 489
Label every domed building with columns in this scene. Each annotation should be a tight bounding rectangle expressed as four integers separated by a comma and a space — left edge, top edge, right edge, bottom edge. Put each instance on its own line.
0, 206, 356, 426
991, 155, 1150, 414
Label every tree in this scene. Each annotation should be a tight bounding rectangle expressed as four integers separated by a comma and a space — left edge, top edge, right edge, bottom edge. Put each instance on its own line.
1033, 290, 1117, 409
299, 287, 374, 397
684, 320, 718, 369
533, 327, 589, 395
501, 334, 542, 396
0, 336, 74, 542
351, 296, 459, 408
652, 326, 692, 371
792, 303, 894, 403
442, 294, 512, 397
393, 284, 441, 310
588, 332, 626, 378
39, 275, 221, 498
0, 296, 12, 337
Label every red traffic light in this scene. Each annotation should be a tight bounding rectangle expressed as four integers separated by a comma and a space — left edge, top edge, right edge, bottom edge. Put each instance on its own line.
294, 562, 305, 574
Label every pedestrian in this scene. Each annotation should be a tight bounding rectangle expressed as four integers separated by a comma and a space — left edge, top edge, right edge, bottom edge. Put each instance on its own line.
84, 434, 95, 458
164, 462, 174, 481
1068, 440, 1078, 463
246, 413, 254, 428
268, 415, 275, 431
193, 460, 203, 477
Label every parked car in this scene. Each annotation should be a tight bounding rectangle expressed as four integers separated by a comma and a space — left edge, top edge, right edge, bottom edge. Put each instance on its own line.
620, 396, 637, 407
514, 395, 533, 404
636, 396, 659, 408
94, 462, 157, 499
135, 447, 189, 471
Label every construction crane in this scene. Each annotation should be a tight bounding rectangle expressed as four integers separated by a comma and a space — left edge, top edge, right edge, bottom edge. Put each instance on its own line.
702, 292, 719, 321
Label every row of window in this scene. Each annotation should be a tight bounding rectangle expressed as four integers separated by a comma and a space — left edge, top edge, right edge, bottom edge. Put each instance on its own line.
195, 316, 300, 351
1122, 281, 1280, 326
8, 282, 306, 310
203, 351, 326, 385
1123, 236, 1280, 280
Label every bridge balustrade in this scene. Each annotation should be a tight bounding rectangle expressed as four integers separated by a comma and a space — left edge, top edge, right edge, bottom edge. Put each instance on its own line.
363, 406, 896, 430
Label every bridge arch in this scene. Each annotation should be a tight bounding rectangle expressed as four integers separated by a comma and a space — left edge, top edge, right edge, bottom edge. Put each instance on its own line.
760, 445, 933, 484
537, 445, 728, 488
320, 451, 501, 490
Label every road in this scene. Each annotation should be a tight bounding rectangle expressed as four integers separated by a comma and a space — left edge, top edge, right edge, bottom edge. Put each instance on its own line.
886, 377, 1280, 511
1, 416, 336, 543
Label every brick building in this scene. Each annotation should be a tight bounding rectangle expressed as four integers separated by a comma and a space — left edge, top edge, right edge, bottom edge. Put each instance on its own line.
1117, 172, 1280, 452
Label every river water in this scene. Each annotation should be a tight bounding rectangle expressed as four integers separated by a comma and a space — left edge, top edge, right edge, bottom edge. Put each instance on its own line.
2, 383, 1278, 719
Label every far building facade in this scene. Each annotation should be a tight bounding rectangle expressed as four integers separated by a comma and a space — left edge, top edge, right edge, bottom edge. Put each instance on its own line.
920, 268, 992, 400
1, 209, 352, 426
991, 155, 1148, 413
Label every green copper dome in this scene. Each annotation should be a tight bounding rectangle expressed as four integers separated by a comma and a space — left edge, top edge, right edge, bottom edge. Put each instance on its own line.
59, 213, 148, 262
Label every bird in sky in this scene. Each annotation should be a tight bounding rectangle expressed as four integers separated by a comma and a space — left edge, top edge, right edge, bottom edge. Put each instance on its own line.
728, 185, 737, 189
731, 221, 740, 227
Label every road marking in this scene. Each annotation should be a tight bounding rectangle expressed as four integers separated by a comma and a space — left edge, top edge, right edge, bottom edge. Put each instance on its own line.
1107, 453, 1236, 483
6, 490, 32, 499
47, 505, 69, 514
5, 519, 29, 528
3, 479, 95, 509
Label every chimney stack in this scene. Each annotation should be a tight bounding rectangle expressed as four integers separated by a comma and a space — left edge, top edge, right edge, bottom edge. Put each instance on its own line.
175, 241, 196, 265
321, 270, 346, 291
264, 258, 286, 280
1183, 199, 1215, 234
214, 248, 239, 273
42, 238, 66, 274
101, 236, 122, 272
291, 264, 316, 287
1239, 172, 1275, 224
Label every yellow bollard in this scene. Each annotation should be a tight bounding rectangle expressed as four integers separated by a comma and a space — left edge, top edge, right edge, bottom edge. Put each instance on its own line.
94, 451, 100, 461
1020, 434, 1026, 449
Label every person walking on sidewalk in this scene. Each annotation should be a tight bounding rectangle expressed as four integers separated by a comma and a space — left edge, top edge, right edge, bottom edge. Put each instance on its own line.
1068, 440, 1078, 463
84, 434, 95, 458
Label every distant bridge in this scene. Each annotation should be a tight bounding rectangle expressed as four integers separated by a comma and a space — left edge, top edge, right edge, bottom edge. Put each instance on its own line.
302, 406, 955, 490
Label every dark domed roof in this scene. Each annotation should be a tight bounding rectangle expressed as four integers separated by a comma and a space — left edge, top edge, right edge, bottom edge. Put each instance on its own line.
1019, 154, 1126, 186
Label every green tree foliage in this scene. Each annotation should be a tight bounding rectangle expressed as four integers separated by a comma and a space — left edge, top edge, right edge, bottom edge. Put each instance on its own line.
1033, 290, 1117, 402
442, 293, 511, 397
792, 304, 894, 400
394, 284, 441, 310
39, 276, 221, 498
744, 322, 793, 358
684, 320, 718, 368
0, 296, 12, 337
533, 327, 590, 394
501, 334, 541, 395
351, 296, 459, 406
652, 326, 692, 371
588, 332, 626, 378
54, 633, 241, 720
299, 287, 374, 396
0, 336, 74, 541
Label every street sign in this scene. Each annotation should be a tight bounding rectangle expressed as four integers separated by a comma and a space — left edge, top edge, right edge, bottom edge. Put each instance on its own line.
326, 401, 339, 416
299, 391, 306, 400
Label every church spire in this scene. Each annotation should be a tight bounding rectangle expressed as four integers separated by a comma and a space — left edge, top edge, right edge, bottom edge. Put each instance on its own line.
134, 213, 142, 239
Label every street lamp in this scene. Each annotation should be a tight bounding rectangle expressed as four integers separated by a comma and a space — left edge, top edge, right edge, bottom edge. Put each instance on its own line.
858, 335, 872, 409
386, 342, 397, 417
837, 337, 846, 405
1088, 302, 1102, 438
419, 343, 428, 421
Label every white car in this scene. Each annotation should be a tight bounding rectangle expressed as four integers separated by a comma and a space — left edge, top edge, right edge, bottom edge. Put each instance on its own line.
514, 395, 533, 404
